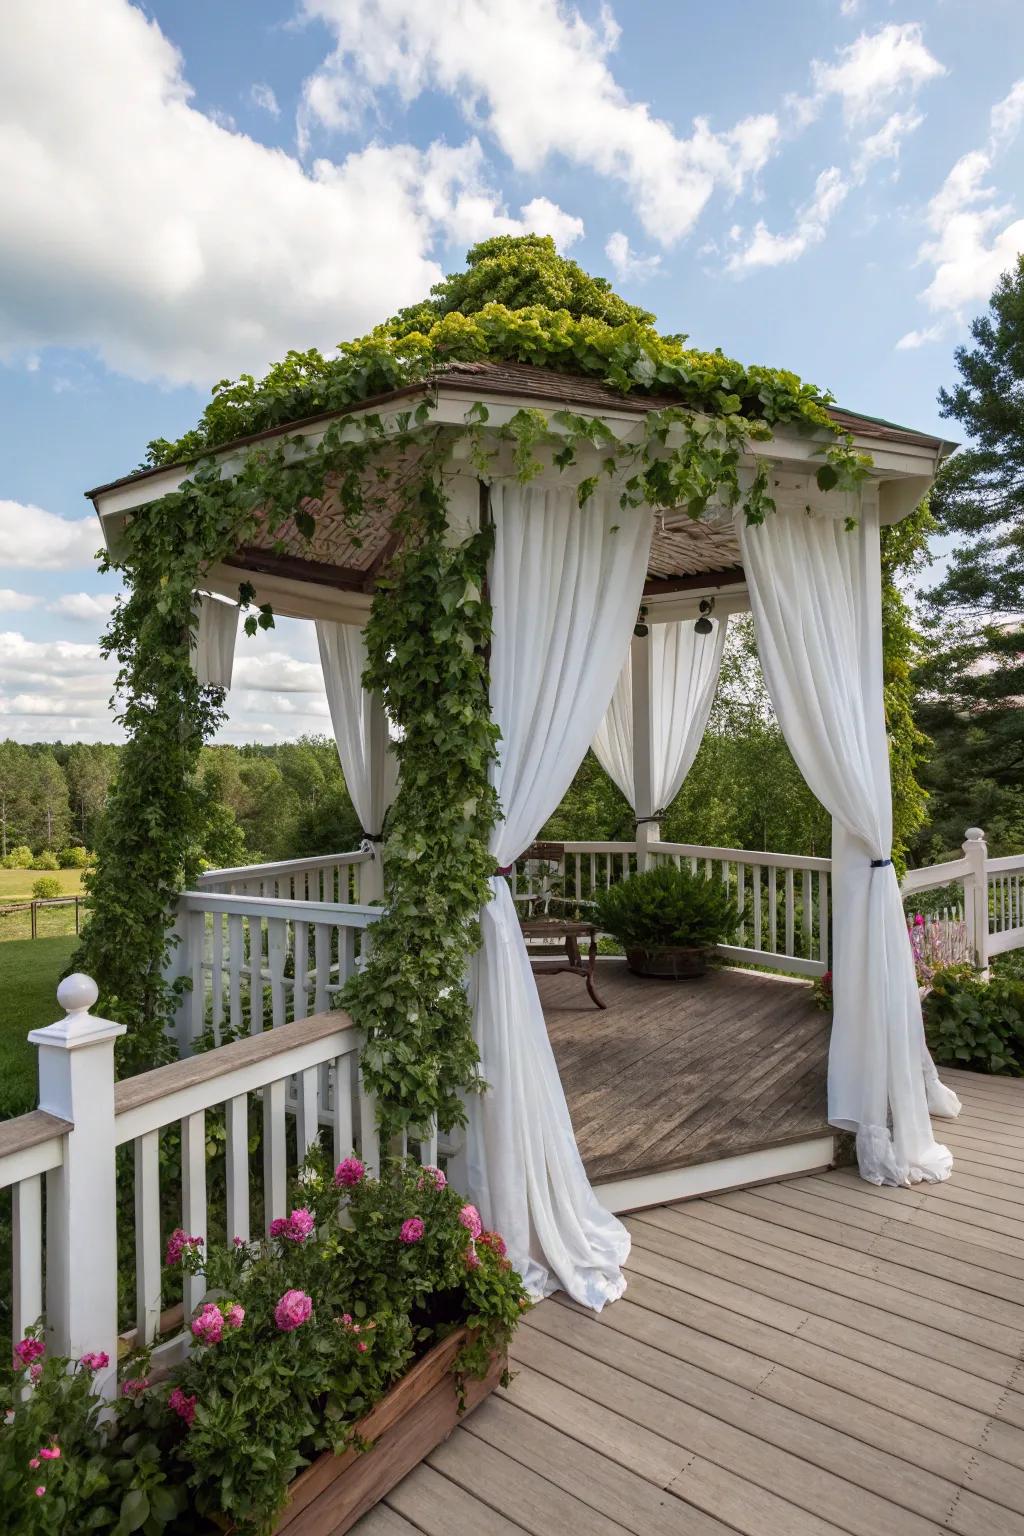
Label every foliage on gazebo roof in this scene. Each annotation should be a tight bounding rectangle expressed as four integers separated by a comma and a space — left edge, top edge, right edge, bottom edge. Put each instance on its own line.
143, 235, 843, 471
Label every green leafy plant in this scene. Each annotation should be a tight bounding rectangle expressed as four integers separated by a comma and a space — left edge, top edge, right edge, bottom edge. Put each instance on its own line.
592, 864, 737, 954
31, 877, 62, 900
58, 846, 92, 869
30, 853, 59, 872
4, 845, 34, 869
923, 965, 1024, 1075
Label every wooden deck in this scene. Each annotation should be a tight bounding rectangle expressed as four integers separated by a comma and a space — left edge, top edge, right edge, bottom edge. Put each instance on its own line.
542, 960, 832, 1193
355, 1067, 1024, 1536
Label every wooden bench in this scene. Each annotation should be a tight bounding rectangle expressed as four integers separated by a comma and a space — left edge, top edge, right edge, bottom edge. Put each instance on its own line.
513, 842, 605, 1010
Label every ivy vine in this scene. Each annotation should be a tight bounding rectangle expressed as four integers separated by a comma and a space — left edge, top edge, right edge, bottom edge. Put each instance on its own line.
77, 235, 872, 1121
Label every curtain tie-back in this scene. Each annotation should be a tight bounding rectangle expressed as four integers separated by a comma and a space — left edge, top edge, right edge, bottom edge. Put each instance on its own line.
360, 830, 385, 843
870, 857, 893, 868
494, 864, 514, 877
634, 811, 667, 827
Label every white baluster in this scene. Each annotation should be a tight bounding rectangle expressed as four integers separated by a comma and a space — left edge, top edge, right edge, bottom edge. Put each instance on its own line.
134, 1130, 161, 1346
181, 1110, 207, 1317
263, 1079, 287, 1228
12, 1176, 43, 1344
225, 1093, 250, 1245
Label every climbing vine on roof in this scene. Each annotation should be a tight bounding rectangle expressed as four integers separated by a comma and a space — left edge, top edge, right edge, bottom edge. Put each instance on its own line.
78, 235, 871, 1126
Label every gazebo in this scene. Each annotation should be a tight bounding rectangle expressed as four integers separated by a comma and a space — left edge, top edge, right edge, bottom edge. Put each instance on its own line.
85, 337, 963, 1312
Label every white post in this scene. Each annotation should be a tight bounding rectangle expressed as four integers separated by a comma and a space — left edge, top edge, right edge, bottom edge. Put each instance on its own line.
963, 827, 989, 973
29, 975, 125, 1398
165, 906, 193, 1057
359, 842, 385, 905
630, 630, 658, 869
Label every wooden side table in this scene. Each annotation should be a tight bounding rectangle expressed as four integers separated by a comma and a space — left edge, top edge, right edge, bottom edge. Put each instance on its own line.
519, 916, 606, 1010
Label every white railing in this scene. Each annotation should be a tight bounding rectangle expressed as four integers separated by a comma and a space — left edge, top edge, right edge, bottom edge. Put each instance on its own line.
898, 827, 1024, 969
0, 975, 441, 1394
197, 847, 371, 903
509, 841, 639, 907
168, 891, 381, 1053
647, 841, 831, 977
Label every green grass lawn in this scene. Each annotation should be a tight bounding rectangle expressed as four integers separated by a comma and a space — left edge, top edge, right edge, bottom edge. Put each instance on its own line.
0, 935, 77, 1118
0, 868, 88, 942
0, 867, 87, 900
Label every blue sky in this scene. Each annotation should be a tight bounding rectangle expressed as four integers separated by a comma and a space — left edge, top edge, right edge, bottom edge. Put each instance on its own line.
3, 0, 1024, 742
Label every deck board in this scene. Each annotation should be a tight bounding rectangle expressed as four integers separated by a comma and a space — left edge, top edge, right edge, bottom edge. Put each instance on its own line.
353, 1068, 1024, 1536
542, 961, 831, 1182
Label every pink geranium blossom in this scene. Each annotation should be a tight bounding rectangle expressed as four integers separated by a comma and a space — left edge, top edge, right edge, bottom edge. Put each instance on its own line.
34, 1487, 45, 1498
479, 1230, 507, 1258
357, 1340, 368, 1352
334, 1157, 365, 1188
29, 1458, 40, 1470
165, 1229, 203, 1266
38, 1446, 60, 1462
80, 1352, 109, 1372
458, 1204, 482, 1239
274, 1289, 313, 1332
191, 1303, 225, 1345
122, 1378, 150, 1398
14, 1337, 44, 1367
416, 1165, 446, 1191
29, 1364, 42, 1383
169, 1387, 197, 1426
464, 1243, 481, 1270
224, 1304, 245, 1330
399, 1217, 425, 1244
271, 1207, 316, 1242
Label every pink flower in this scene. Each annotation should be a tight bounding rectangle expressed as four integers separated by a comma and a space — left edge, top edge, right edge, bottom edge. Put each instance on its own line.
191, 1303, 224, 1345
335, 1157, 365, 1188
399, 1217, 425, 1244
479, 1230, 507, 1258
465, 1244, 481, 1270
29, 1364, 42, 1383
14, 1337, 44, 1367
122, 1378, 150, 1399
34, 1487, 45, 1498
232, 1236, 244, 1248
268, 1217, 290, 1238
274, 1289, 313, 1332
169, 1387, 197, 1426
165, 1229, 203, 1266
357, 1340, 368, 1352
416, 1165, 446, 1191
38, 1446, 60, 1462
80, 1351, 109, 1372
29, 1458, 40, 1470
914, 912, 925, 927
224, 1304, 245, 1330
458, 1204, 482, 1239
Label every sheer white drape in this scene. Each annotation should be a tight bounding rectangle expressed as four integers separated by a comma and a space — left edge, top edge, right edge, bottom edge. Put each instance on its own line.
593, 617, 728, 811
738, 503, 960, 1187
315, 621, 397, 839
465, 477, 652, 1308
191, 594, 238, 689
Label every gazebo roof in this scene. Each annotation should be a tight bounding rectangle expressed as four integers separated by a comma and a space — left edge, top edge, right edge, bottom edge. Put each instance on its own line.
86, 359, 954, 621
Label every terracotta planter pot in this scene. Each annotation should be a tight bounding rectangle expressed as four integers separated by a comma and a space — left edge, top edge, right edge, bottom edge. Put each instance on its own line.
269, 1327, 504, 1535
626, 946, 709, 979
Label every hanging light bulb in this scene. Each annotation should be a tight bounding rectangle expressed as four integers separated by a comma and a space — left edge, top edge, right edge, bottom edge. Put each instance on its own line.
634, 604, 649, 638
694, 598, 715, 636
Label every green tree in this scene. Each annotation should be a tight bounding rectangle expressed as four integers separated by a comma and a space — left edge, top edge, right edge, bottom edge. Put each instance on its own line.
27, 751, 71, 850
916, 254, 1024, 858
64, 742, 119, 847
0, 740, 32, 858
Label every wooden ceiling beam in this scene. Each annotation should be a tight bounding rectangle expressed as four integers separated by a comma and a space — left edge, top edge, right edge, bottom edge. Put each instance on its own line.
225, 548, 374, 593
643, 566, 746, 597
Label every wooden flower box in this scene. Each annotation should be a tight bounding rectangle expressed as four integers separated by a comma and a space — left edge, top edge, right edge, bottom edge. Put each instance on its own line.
271, 1327, 505, 1535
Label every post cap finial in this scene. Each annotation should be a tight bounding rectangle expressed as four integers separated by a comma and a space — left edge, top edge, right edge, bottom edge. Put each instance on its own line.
964, 827, 986, 842
57, 974, 99, 1015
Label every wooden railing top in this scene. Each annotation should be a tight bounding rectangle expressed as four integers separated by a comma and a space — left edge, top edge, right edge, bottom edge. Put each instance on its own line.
197, 848, 368, 885
649, 839, 832, 872
114, 1009, 359, 1119
177, 890, 380, 924
0, 1108, 73, 1161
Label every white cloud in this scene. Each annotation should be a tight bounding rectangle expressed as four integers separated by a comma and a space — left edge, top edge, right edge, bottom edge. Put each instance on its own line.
0, 502, 100, 570
0, 0, 583, 386
899, 80, 1024, 344
250, 82, 280, 118
0, 590, 41, 613
604, 231, 661, 282
298, 0, 780, 245
852, 109, 924, 178
50, 592, 118, 622
727, 167, 848, 274
839, 0, 860, 16
232, 650, 325, 693
810, 23, 944, 125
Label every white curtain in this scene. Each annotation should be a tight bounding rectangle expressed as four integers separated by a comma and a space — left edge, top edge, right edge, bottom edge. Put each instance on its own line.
738, 503, 960, 1187
466, 477, 652, 1308
191, 593, 238, 689
593, 617, 728, 812
315, 621, 397, 840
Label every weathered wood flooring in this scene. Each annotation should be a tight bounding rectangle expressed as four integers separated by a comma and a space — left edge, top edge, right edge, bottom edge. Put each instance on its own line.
542, 960, 831, 1183
354, 1068, 1024, 1536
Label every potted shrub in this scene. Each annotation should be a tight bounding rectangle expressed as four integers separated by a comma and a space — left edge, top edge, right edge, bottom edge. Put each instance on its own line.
593, 862, 737, 978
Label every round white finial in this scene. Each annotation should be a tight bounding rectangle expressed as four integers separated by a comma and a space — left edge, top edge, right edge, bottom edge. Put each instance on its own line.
57, 974, 99, 1015
965, 827, 985, 841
